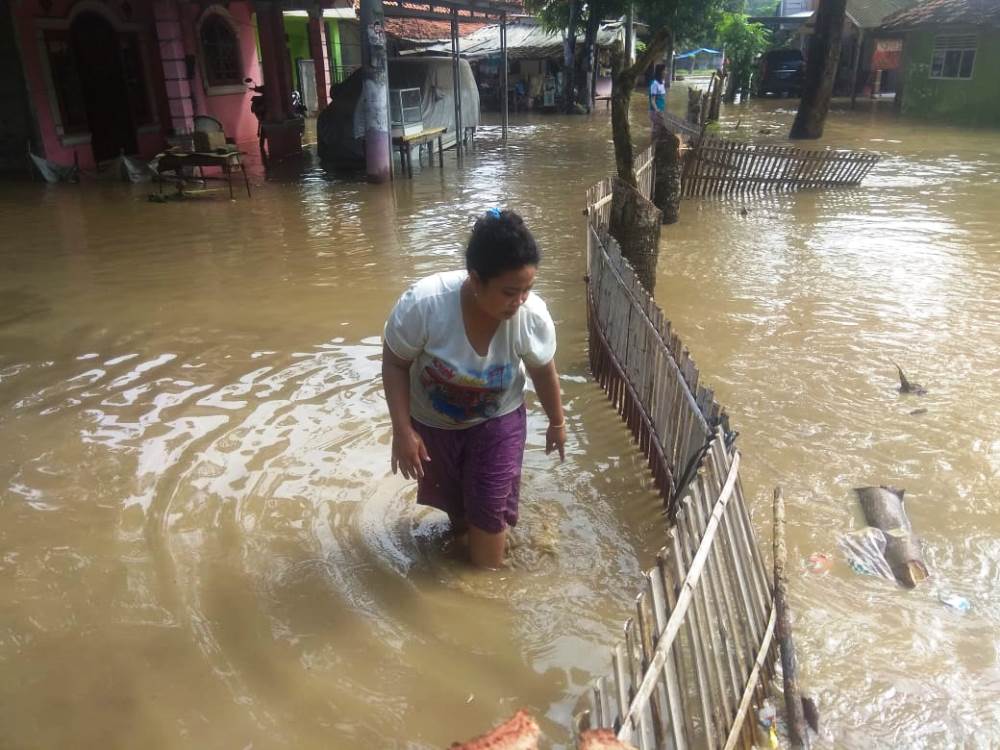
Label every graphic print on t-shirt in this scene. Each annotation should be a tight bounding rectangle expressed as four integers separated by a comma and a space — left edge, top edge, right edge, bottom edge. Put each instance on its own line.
420, 357, 512, 423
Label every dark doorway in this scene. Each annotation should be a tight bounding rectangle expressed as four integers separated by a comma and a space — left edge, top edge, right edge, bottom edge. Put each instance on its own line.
0, 3, 39, 172
70, 12, 136, 161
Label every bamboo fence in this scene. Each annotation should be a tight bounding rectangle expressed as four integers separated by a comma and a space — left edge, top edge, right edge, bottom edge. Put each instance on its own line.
636, 144, 655, 201
577, 174, 777, 749
585, 144, 655, 234
681, 137, 879, 197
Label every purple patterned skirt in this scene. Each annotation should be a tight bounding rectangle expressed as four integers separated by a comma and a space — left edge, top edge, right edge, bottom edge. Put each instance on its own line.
410, 404, 527, 534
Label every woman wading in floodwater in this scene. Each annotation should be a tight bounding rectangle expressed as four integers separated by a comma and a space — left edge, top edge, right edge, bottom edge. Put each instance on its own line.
381, 209, 565, 568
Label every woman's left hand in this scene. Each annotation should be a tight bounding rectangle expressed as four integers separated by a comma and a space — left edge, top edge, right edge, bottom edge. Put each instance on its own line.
545, 423, 566, 462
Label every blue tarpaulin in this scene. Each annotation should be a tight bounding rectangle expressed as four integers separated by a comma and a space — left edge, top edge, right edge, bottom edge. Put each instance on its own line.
675, 48, 721, 59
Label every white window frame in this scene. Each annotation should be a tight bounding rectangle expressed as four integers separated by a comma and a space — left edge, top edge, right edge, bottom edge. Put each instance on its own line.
929, 33, 977, 81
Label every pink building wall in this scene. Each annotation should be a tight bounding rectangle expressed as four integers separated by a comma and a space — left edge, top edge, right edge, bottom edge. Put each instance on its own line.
13, 0, 170, 169
178, 1, 262, 145
13, 0, 265, 169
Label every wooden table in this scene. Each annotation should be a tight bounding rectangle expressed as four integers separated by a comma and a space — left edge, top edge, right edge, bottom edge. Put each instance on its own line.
156, 149, 250, 199
393, 127, 446, 178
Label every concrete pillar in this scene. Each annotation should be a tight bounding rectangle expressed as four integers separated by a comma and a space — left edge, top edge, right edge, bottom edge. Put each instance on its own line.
255, 2, 286, 121
359, 0, 390, 182
500, 12, 508, 141
254, 1, 303, 159
274, 13, 295, 117
308, 7, 329, 108
153, 0, 194, 135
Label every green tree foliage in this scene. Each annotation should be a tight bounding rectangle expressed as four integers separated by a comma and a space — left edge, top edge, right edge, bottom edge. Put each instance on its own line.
639, 0, 725, 49
715, 12, 770, 95
523, 0, 575, 33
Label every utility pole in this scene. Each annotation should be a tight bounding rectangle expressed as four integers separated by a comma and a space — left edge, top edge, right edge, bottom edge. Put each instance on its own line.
360, 0, 390, 181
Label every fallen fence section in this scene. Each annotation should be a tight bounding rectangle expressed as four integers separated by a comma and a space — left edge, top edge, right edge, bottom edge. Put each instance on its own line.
578, 166, 777, 749
681, 136, 880, 198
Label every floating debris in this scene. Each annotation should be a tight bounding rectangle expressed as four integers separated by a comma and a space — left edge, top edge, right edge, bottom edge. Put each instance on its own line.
939, 593, 971, 613
893, 361, 927, 395
806, 552, 833, 574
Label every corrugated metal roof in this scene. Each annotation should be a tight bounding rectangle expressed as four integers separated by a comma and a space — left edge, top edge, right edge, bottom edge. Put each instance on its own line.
421, 16, 625, 60
882, 0, 1000, 29
803, 0, 920, 28
848, 0, 920, 27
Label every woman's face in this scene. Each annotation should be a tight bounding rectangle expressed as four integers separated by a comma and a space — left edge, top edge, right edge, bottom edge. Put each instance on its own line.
470, 265, 537, 321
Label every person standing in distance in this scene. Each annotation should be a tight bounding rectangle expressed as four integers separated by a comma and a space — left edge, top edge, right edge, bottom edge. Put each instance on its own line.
381, 209, 566, 569
649, 63, 667, 124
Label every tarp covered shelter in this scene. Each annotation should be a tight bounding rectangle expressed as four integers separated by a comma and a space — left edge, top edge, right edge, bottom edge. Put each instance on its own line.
421, 15, 625, 60
318, 56, 480, 166
675, 47, 721, 59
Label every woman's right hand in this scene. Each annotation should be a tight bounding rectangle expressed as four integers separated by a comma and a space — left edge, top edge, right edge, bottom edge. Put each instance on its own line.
391, 427, 431, 480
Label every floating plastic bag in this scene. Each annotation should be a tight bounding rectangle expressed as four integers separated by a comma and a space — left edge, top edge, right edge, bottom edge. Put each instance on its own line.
837, 527, 895, 582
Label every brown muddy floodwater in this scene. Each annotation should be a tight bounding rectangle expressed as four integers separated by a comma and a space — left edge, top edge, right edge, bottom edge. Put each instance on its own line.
1, 92, 998, 749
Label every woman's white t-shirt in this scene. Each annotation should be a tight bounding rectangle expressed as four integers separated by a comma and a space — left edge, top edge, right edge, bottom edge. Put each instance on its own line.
650, 79, 667, 96
384, 270, 556, 430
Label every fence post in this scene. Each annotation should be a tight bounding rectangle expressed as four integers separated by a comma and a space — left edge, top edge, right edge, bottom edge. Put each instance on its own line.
774, 486, 809, 749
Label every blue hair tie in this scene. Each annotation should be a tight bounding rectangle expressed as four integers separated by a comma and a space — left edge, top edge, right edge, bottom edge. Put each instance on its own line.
487, 207, 502, 219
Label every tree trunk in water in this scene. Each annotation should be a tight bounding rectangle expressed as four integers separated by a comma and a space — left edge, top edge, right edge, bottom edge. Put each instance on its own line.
609, 176, 661, 292
724, 65, 738, 103
790, 0, 848, 139
652, 125, 682, 224
563, 0, 580, 113
580, 10, 600, 112
774, 487, 810, 750
610, 28, 671, 187
663, 30, 674, 88
855, 486, 929, 588
686, 87, 702, 125
707, 72, 723, 122
624, 3, 634, 66
610, 49, 636, 188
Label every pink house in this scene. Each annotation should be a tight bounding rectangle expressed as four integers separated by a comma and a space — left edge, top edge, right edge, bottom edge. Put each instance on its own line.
4, 0, 340, 170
